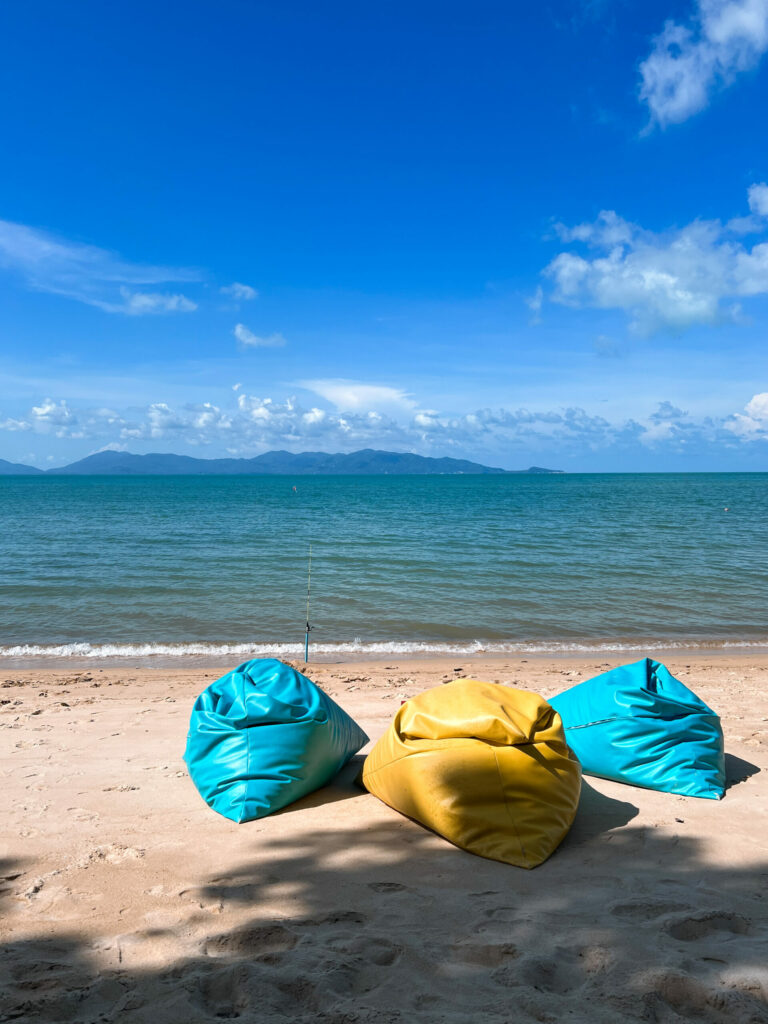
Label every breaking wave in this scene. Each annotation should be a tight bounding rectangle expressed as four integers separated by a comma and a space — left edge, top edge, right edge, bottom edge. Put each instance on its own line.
1, 637, 767, 661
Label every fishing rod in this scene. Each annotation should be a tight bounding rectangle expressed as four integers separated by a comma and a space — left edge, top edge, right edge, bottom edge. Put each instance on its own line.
304, 544, 313, 663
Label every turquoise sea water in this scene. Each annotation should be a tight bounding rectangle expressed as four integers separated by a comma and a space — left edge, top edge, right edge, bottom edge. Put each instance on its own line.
1, 473, 766, 662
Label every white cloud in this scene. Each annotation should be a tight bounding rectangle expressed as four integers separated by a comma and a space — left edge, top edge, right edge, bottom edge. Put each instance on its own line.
0, 219, 200, 313
120, 289, 197, 315
193, 402, 232, 430
554, 210, 634, 247
748, 182, 768, 216
0, 416, 31, 432
746, 391, 768, 416
31, 397, 75, 425
120, 402, 200, 440
2, 391, 766, 458
93, 443, 129, 453
299, 379, 416, 412
638, 403, 689, 445
28, 397, 84, 436
526, 285, 544, 323
234, 323, 287, 348
221, 282, 258, 300
726, 391, 768, 436
640, 0, 768, 128
542, 187, 768, 333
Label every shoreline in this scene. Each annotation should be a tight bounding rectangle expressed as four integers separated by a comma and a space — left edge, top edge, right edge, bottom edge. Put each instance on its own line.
3, 639, 768, 671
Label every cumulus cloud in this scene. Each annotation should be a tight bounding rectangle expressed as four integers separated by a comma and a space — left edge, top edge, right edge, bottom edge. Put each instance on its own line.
25, 398, 86, 437
639, 0, 768, 128
299, 379, 416, 412
748, 182, 768, 216
542, 186, 768, 333
0, 219, 200, 314
651, 400, 688, 420
234, 323, 287, 348
120, 402, 200, 440
638, 401, 690, 445
31, 398, 76, 425
3, 392, 766, 460
221, 282, 258, 300
0, 416, 31, 432
725, 391, 768, 436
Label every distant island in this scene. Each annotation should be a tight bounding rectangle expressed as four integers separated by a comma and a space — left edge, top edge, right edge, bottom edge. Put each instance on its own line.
0, 458, 44, 475
0, 449, 564, 476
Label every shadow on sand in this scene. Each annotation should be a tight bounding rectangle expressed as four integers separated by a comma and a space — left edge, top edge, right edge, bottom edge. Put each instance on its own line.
725, 752, 761, 790
2, 773, 767, 1024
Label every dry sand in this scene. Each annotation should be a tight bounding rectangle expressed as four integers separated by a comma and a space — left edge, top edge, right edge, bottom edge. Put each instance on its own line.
1, 653, 767, 1024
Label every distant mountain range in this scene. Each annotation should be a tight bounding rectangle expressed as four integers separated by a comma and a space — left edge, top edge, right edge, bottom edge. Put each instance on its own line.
0, 449, 563, 476
0, 458, 44, 475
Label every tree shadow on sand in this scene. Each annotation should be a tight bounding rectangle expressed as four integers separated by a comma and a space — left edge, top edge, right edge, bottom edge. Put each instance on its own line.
2, 783, 767, 1024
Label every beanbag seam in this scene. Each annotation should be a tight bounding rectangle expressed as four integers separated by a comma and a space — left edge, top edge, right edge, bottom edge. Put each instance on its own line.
362, 747, 434, 778
563, 712, 717, 731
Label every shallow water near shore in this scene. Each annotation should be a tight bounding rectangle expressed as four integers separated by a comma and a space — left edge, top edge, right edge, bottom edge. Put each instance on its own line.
1, 472, 766, 661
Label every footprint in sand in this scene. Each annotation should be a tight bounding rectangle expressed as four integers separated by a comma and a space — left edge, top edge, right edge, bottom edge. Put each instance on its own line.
327, 934, 401, 967
191, 962, 282, 1018
452, 941, 518, 967
203, 923, 298, 959
610, 898, 691, 921
472, 906, 521, 936
67, 806, 100, 823
76, 844, 144, 868
367, 881, 410, 894
319, 954, 396, 998
482, 906, 518, 922
499, 952, 583, 995
297, 910, 367, 927
666, 911, 753, 941
641, 969, 768, 1023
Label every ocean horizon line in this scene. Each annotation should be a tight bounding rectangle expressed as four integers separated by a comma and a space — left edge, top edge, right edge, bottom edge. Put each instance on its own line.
4, 467, 767, 476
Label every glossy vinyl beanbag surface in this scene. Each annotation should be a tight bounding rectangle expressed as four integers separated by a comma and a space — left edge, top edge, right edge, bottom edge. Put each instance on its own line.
362, 679, 581, 868
184, 658, 368, 822
549, 658, 725, 800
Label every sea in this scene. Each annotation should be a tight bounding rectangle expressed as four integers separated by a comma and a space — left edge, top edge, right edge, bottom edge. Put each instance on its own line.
1, 473, 766, 665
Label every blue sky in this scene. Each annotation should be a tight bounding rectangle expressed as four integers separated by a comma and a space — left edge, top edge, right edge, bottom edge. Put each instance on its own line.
1, 0, 767, 470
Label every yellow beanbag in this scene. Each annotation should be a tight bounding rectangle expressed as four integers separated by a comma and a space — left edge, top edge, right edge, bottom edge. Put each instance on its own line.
362, 679, 581, 868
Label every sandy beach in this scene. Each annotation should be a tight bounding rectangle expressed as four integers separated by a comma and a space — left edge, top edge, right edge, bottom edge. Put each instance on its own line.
1, 653, 767, 1023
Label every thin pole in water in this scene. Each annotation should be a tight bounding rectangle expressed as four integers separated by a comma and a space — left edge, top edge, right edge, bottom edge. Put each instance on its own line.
304, 544, 313, 663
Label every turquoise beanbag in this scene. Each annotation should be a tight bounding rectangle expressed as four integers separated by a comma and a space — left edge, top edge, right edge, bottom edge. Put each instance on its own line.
184, 658, 368, 822
549, 658, 725, 800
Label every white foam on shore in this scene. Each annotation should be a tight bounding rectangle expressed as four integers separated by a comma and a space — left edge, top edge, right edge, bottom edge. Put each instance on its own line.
2, 638, 767, 660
